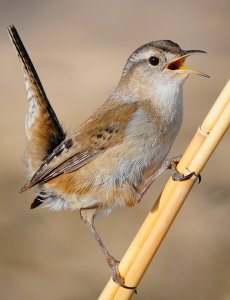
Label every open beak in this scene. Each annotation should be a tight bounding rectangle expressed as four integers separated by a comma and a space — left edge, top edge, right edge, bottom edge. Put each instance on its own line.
165, 50, 210, 78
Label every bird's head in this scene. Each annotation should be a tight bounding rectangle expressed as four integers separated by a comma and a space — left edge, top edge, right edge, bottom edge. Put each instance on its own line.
122, 40, 209, 85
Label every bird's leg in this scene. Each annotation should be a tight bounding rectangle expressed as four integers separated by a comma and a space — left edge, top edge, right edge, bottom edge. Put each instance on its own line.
135, 159, 172, 201
80, 207, 136, 290
136, 155, 200, 202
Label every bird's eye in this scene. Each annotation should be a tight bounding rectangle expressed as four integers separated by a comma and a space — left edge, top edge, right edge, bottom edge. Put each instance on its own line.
149, 56, 160, 66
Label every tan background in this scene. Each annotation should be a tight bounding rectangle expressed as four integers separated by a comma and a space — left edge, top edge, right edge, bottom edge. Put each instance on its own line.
0, 1, 229, 299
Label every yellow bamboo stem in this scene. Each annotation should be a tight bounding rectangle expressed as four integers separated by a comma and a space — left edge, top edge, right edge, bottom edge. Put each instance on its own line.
99, 80, 230, 300
178, 78, 230, 171
201, 79, 230, 132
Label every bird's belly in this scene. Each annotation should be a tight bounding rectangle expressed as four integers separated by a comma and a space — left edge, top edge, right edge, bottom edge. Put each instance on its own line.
44, 139, 167, 211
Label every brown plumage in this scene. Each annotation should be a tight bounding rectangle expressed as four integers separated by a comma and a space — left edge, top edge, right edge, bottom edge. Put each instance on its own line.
22, 99, 138, 191
8, 25, 207, 289
8, 25, 66, 173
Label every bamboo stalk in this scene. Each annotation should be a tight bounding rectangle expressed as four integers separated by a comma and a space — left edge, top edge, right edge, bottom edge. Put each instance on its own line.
178, 78, 230, 171
99, 80, 230, 300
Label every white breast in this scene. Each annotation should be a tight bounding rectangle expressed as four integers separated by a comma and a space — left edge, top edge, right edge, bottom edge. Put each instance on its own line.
150, 74, 184, 132
111, 77, 184, 187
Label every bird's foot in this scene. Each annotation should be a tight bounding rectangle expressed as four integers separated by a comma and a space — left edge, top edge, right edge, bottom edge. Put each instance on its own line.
107, 255, 136, 290
169, 157, 201, 183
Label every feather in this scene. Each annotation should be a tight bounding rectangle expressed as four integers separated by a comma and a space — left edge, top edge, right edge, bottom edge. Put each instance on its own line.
21, 100, 138, 191
8, 25, 65, 171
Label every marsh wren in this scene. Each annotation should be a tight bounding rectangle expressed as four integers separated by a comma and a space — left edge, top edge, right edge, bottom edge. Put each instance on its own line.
8, 25, 208, 289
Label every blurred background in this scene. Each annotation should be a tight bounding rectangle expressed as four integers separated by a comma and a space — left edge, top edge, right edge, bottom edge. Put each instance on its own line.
0, 1, 229, 299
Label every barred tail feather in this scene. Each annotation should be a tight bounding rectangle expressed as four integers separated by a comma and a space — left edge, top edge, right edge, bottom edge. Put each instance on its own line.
8, 25, 66, 174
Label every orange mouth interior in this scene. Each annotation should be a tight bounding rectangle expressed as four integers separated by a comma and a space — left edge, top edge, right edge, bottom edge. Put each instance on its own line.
167, 57, 186, 70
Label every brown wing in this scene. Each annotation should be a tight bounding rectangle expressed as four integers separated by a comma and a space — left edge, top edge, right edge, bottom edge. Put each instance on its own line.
8, 25, 66, 171
21, 100, 138, 191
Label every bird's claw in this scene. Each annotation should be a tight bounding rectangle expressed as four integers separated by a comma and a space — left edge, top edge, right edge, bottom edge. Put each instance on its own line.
170, 158, 201, 184
171, 170, 194, 181
107, 255, 136, 291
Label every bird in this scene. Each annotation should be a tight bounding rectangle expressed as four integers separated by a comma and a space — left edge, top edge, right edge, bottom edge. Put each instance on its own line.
8, 25, 208, 289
